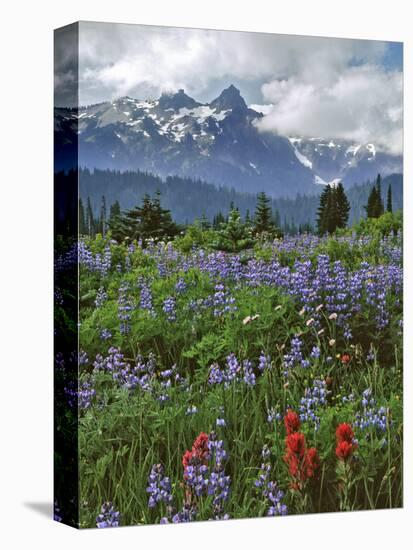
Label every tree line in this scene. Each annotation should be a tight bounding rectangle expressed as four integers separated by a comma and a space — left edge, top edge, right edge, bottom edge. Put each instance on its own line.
79, 171, 400, 241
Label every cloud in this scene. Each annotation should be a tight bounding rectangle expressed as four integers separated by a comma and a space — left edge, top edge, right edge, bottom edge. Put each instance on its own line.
72, 22, 388, 103
255, 65, 403, 154
53, 22, 402, 153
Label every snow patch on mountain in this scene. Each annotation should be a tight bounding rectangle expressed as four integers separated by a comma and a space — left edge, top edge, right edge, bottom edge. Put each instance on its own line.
249, 162, 260, 174
288, 137, 313, 169
314, 175, 328, 185
346, 144, 361, 156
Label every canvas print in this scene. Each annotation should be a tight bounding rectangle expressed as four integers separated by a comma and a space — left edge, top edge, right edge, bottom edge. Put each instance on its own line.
54, 22, 403, 528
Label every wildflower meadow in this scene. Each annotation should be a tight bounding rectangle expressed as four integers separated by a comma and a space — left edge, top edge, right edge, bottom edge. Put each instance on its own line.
55, 208, 403, 527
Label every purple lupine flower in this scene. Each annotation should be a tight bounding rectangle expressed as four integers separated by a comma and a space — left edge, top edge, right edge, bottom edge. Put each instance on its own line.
100, 328, 112, 341
254, 446, 288, 517
95, 286, 107, 308
54, 500, 62, 522
118, 282, 133, 335
147, 464, 173, 508
175, 277, 187, 294
267, 407, 282, 423
78, 378, 96, 409
243, 359, 256, 386
258, 352, 271, 372
299, 379, 329, 430
96, 502, 120, 528
138, 277, 156, 317
355, 388, 390, 432
162, 296, 176, 322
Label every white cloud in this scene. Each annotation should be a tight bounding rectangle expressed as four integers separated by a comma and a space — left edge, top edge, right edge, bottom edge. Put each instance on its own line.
256, 65, 403, 155
249, 103, 274, 115
75, 22, 387, 104
53, 22, 402, 154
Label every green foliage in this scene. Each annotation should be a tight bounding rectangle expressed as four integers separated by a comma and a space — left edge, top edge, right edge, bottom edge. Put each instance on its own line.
108, 191, 180, 243
354, 210, 402, 238
317, 182, 350, 235
387, 184, 393, 213
75, 216, 403, 527
365, 174, 385, 219
212, 209, 254, 252
254, 192, 274, 234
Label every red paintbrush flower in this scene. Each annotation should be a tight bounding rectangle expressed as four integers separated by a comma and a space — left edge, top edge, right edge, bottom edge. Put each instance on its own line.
304, 447, 320, 478
341, 354, 351, 364
182, 432, 210, 472
284, 432, 319, 483
192, 432, 209, 461
284, 410, 301, 435
182, 450, 193, 469
336, 423, 354, 444
335, 440, 355, 460
286, 432, 306, 457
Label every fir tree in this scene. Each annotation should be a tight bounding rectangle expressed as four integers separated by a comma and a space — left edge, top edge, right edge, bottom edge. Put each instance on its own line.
317, 182, 350, 235
212, 209, 254, 252
335, 182, 350, 229
79, 198, 86, 235
273, 209, 281, 230
365, 186, 379, 218
387, 184, 393, 213
199, 213, 211, 230
213, 212, 225, 229
376, 174, 384, 215
365, 174, 385, 219
254, 191, 274, 234
108, 192, 180, 242
107, 200, 126, 240
86, 197, 95, 237
109, 200, 121, 221
100, 195, 107, 236
316, 185, 332, 235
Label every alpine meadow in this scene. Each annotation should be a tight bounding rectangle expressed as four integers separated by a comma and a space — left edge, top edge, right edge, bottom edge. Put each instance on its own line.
54, 22, 403, 528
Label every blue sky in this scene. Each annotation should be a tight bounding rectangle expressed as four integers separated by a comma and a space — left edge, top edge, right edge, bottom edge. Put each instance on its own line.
382, 41, 403, 71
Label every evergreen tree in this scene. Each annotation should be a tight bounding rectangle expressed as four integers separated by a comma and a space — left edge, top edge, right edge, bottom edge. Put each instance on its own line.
254, 191, 274, 234
212, 209, 254, 252
273, 209, 281, 230
100, 195, 107, 236
108, 192, 180, 242
376, 174, 384, 215
365, 185, 379, 218
86, 196, 95, 237
199, 212, 211, 230
365, 174, 385, 219
387, 184, 393, 213
317, 183, 350, 235
335, 182, 350, 229
109, 200, 121, 221
107, 200, 126, 240
79, 198, 86, 235
325, 188, 338, 234
317, 185, 332, 235
213, 212, 225, 229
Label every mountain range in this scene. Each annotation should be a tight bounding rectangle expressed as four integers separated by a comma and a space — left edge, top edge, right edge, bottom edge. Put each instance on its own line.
55, 85, 402, 198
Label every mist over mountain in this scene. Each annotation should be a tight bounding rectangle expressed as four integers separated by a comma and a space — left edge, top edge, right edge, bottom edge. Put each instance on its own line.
55, 86, 402, 199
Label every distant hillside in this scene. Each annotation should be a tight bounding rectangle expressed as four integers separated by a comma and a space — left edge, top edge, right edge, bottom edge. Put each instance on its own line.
78, 168, 402, 230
